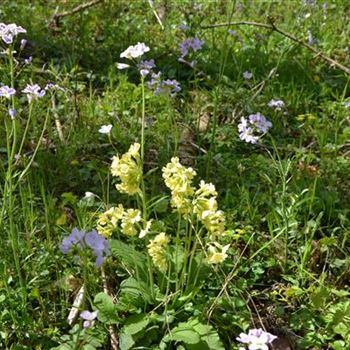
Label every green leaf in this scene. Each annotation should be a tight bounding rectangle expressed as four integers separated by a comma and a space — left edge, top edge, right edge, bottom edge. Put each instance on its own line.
94, 292, 119, 324
333, 322, 348, 337
123, 313, 150, 335
171, 328, 200, 344
119, 333, 135, 350
165, 319, 224, 350
120, 277, 153, 303
332, 340, 346, 350
110, 239, 148, 281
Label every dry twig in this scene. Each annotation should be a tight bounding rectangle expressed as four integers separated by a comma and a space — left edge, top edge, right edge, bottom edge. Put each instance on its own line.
49, 0, 103, 29
101, 267, 119, 350
202, 20, 350, 76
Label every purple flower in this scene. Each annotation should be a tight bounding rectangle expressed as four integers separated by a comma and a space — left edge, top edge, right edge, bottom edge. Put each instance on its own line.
179, 37, 204, 58
237, 114, 272, 144
307, 30, 319, 46
237, 328, 277, 350
0, 23, 26, 44
60, 228, 110, 267
243, 71, 253, 80
228, 29, 237, 36
22, 83, 46, 102
138, 59, 156, 77
44, 83, 64, 91
268, 99, 285, 111
0, 85, 16, 98
60, 228, 85, 254
8, 108, 16, 119
24, 56, 32, 65
80, 310, 98, 328
239, 126, 258, 144
179, 24, 190, 31
20, 38, 27, 49
147, 72, 181, 97
249, 113, 272, 133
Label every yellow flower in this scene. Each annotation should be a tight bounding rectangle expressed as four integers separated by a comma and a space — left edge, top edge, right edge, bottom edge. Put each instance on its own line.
147, 232, 169, 272
111, 143, 141, 195
139, 219, 153, 238
207, 243, 230, 264
162, 157, 196, 215
120, 209, 141, 236
192, 180, 225, 237
97, 204, 124, 237
201, 209, 226, 238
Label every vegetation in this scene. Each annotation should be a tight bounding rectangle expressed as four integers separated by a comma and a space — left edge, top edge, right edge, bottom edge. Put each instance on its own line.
1, 1, 350, 349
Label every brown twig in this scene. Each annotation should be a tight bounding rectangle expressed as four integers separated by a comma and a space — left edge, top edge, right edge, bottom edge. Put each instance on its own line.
101, 267, 119, 350
50, 0, 103, 29
201, 20, 350, 76
51, 95, 65, 143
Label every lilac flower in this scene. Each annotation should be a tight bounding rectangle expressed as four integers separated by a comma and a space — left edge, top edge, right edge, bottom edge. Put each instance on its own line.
228, 29, 237, 36
243, 71, 253, 80
268, 99, 285, 111
307, 30, 319, 46
0, 23, 26, 44
60, 228, 110, 267
162, 79, 181, 96
20, 38, 27, 49
178, 57, 197, 68
22, 83, 45, 103
249, 113, 272, 133
120, 42, 150, 60
237, 114, 272, 144
147, 72, 181, 97
238, 117, 248, 132
237, 328, 277, 350
239, 126, 258, 144
85, 230, 110, 267
179, 24, 190, 31
80, 310, 98, 328
44, 83, 64, 91
60, 228, 86, 254
0, 85, 16, 98
138, 59, 156, 76
24, 56, 32, 65
8, 108, 16, 119
179, 37, 204, 58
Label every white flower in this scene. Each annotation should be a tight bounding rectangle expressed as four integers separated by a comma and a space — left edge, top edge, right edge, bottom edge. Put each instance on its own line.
120, 42, 150, 60
116, 62, 130, 70
98, 124, 113, 134
84, 192, 95, 199
236, 328, 277, 350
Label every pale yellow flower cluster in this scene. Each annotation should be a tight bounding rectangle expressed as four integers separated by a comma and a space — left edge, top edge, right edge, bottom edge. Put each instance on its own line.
111, 143, 141, 195
162, 159, 229, 264
120, 209, 141, 236
147, 232, 169, 272
97, 205, 149, 238
193, 180, 225, 238
162, 157, 196, 216
207, 243, 230, 264
97, 204, 124, 237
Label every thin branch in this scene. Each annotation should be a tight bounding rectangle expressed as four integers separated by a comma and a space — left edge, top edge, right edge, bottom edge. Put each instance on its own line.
49, 0, 103, 29
101, 267, 119, 350
51, 95, 65, 143
148, 0, 164, 30
202, 20, 350, 76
